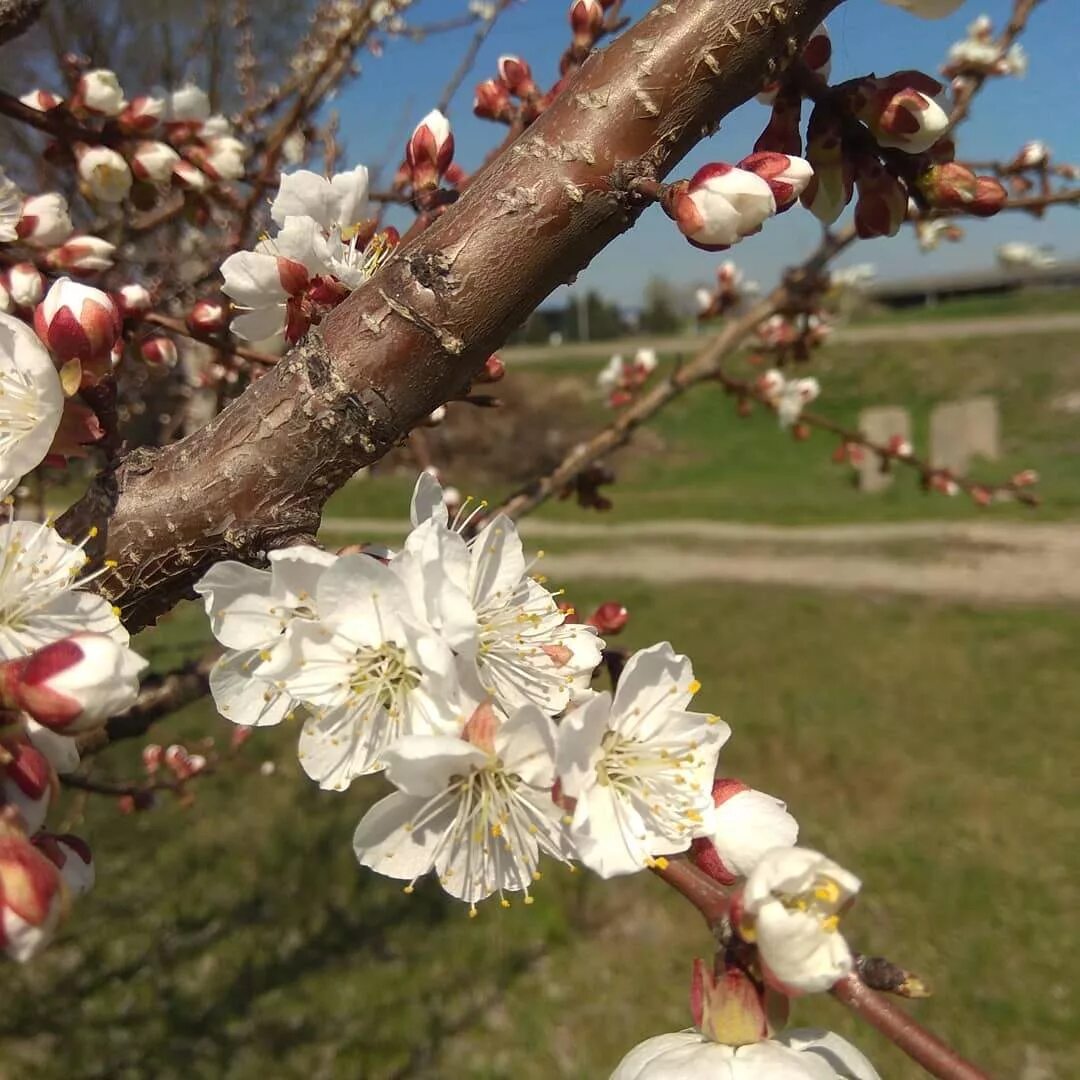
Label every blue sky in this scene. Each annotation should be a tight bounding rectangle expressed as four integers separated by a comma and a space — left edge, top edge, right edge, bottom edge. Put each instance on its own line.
335, 0, 1080, 306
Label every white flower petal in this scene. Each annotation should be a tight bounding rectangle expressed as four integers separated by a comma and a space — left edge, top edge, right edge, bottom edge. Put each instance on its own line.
209, 651, 295, 727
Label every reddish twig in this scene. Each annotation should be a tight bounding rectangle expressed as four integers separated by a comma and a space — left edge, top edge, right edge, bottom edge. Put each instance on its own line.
141, 312, 279, 366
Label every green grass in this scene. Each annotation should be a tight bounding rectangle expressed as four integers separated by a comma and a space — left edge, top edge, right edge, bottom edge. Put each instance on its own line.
4, 585, 1077, 1078
850, 285, 1080, 325
325, 330, 1080, 527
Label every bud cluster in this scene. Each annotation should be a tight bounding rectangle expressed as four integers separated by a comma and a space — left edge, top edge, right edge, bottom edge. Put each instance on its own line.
597, 348, 659, 408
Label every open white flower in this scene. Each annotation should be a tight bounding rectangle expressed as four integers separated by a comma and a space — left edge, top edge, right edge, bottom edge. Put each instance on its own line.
194, 545, 337, 729
738, 846, 861, 995
353, 700, 572, 909
270, 166, 371, 233
408, 474, 603, 713
610, 1028, 879, 1079
0, 313, 64, 499
556, 642, 730, 877
266, 553, 462, 788
0, 520, 126, 660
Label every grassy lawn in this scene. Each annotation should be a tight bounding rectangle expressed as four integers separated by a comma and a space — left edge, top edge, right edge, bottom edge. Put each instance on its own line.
4, 583, 1076, 1078
326, 329, 1080, 528
850, 285, 1080, 326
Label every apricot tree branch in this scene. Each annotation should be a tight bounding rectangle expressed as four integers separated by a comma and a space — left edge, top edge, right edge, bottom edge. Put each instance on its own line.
59, 0, 843, 632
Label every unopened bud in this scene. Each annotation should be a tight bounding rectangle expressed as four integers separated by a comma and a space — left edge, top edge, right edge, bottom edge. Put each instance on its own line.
801, 105, 854, 225
0, 634, 147, 734
405, 109, 454, 192
916, 161, 978, 209
474, 354, 505, 383
140, 335, 177, 367
585, 601, 628, 635
0, 819, 65, 962
473, 78, 513, 122
853, 157, 908, 239
172, 160, 209, 191
0, 737, 55, 834
568, 0, 604, 49
849, 72, 948, 155
34, 278, 121, 363
117, 95, 164, 134
668, 164, 776, 251
75, 144, 133, 204
19, 89, 63, 112
187, 298, 227, 334
6, 263, 44, 309
142, 743, 163, 773
130, 140, 181, 184
33, 832, 94, 897
115, 283, 153, 317
497, 55, 537, 98
967, 176, 1007, 217
74, 69, 126, 117
16, 193, 73, 248
737, 152, 814, 213
44, 235, 116, 273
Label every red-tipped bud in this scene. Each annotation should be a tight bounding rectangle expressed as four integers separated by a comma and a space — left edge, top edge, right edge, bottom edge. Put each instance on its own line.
668, 164, 776, 251
130, 140, 180, 184
0, 634, 147, 734
44, 235, 116, 273
968, 176, 1007, 217
115, 283, 153, 318
172, 160, 209, 191
497, 55, 537, 98
801, 104, 854, 225
34, 278, 121, 364
473, 78, 514, 122
142, 744, 164, 773
568, 0, 604, 49
73, 69, 126, 117
19, 89, 63, 112
0, 819, 65, 962
585, 601, 629, 635
1011, 469, 1039, 487
737, 152, 814, 213
848, 72, 948, 155
164, 744, 206, 780
853, 157, 908, 239
474, 354, 506, 384
690, 957, 770, 1045
16, 193, 73, 248
139, 335, 177, 367
1, 737, 55, 834
33, 832, 94, 897
187, 298, 227, 334
117, 94, 164, 134
405, 109, 454, 192
916, 161, 978, 209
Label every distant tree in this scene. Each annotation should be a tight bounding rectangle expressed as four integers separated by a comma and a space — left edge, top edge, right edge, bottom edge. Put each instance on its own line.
564, 290, 627, 342
638, 277, 683, 334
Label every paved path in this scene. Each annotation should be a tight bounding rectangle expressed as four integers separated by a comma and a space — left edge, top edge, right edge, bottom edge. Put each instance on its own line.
501, 311, 1080, 363
322, 517, 1080, 605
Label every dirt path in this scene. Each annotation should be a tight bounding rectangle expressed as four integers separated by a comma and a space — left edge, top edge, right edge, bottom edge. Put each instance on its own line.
322, 517, 1080, 605
501, 311, 1080, 363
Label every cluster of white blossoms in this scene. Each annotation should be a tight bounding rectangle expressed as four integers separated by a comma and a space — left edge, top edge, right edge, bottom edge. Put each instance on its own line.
220, 165, 394, 346
0, 518, 146, 961
756, 369, 821, 429
198, 474, 810, 914
943, 15, 1028, 80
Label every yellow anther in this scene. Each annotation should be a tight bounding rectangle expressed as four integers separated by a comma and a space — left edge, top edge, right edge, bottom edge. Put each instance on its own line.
499, 898, 511, 909
88, 526, 99, 538
814, 879, 841, 905
468, 905, 479, 919
104, 559, 118, 569
653, 856, 670, 870
523, 895, 535, 905
403, 884, 415, 895
821, 914, 840, 933
688, 679, 701, 694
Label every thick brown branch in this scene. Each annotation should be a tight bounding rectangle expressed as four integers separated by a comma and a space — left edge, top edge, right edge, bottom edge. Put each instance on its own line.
0, 0, 44, 46
60, 0, 842, 631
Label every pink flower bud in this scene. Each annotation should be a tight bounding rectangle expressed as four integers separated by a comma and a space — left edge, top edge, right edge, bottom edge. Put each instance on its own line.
115, 283, 153, 317
801, 105, 854, 225
668, 164, 776, 251
139, 335, 177, 367
915, 161, 978, 209
887, 434, 913, 457
33, 832, 94, 897
967, 176, 1007, 217
1009, 140, 1048, 171
737, 151, 814, 213
1, 737, 55, 834
19, 89, 63, 112
753, 89, 803, 157
142, 744, 163, 773
73, 69, 126, 117
130, 140, 181, 184
1011, 469, 1039, 487
75, 144, 133, 204
497, 55, 537, 98
6, 263, 44, 309
164, 744, 203, 780
117, 95, 164, 134
405, 109, 454, 192
172, 160, 209, 191
473, 353, 506, 383
0, 819, 65, 962
568, 0, 604, 48
853, 157, 908, 239
16, 193, 73, 248
187, 298, 227, 334
0, 634, 146, 733
691, 957, 770, 1045
585, 601, 628, 635
189, 136, 247, 182
473, 78, 513, 122
850, 72, 949, 155
34, 278, 121, 363
44, 235, 116, 273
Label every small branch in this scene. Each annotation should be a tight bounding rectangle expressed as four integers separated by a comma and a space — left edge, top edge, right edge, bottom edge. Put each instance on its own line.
141, 312, 279, 366
435, 0, 515, 115
650, 856, 731, 925
831, 973, 989, 1080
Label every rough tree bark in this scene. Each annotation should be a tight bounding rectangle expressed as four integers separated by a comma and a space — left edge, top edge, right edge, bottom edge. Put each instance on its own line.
0, 0, 45, 47
59, 0, 841, 631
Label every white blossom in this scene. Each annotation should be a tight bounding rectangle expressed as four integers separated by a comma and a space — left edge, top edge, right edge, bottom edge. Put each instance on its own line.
408, 474, 603, 713
194, 545, 337, 729
0, 314, 63, 499
739, 847, 861, 994
0, 169, 21, 243
610, 1028, 879, 1079
76, 146, 133, 204
0, 520, 127, 660
77, 70, 126, 117
353, 700, 572, 908
556, 642, 730, 877
270, 166, 371, 234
